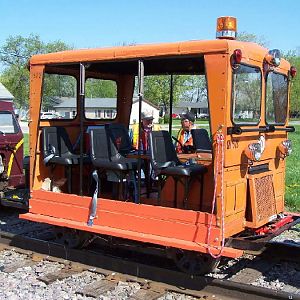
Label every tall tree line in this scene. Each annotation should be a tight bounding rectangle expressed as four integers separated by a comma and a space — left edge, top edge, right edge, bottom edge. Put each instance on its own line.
0, 35, 70, 109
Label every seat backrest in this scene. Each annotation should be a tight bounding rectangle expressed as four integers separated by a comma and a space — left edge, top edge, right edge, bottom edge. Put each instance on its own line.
149, 130, 180, 169
89, 125, 119, 161
191, 129, 212, 152
108, 123, 133, 155
42, 126, 74, 157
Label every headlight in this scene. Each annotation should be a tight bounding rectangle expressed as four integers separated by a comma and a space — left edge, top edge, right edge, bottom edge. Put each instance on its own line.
245, 142, 262, 162
278, 139, 292, 158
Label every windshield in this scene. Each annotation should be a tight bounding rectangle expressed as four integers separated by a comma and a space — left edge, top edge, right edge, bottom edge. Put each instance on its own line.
0, 111, 19, 134
266, 72, 288, 124
232, 64, 261, 125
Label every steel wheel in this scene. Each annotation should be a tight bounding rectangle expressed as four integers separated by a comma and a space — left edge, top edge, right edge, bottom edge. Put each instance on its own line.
54, 228, 92, 249
170, 249, 220, 275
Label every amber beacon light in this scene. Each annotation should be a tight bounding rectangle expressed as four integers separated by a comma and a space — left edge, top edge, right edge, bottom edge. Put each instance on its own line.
216, 16, 237, 40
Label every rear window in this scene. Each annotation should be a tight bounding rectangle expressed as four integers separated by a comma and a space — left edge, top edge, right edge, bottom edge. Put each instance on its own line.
0, 111, 19, 134
232, 64, 261, 125
266, 72, 288, 124
84, 78, 117, 120
42, 73, 77, 120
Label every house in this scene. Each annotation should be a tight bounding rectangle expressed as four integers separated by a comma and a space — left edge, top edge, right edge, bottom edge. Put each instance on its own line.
53, 96, 160, 123
130, 97, 160, 124
173, 100, 209, 118
53, 97, 117, 119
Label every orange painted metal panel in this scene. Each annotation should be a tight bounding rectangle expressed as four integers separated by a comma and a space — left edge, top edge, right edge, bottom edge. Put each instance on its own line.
31, 190, 216, 225
28, 198, 203, 242
29, 65, 44, 190
21, 212, 243, 258
29, 199, 89, 222
29, 39, 290, 73
30, 40, 228, 65
26, 190, 244, 247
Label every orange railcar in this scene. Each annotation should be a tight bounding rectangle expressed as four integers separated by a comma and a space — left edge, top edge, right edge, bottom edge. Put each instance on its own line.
21, 17, 297, 274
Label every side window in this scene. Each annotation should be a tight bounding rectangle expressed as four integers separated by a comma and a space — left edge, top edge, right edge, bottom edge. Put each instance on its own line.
0, 112, 19, 134
84, 78, 117, 119
132, 74, 208, 125
266, 73, 288, 124
42, 73, 77, 119
232, 65, 261, 124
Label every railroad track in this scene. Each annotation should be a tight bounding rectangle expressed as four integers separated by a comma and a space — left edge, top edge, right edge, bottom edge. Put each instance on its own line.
0, 208, 299, 299
0, 232, 299, 298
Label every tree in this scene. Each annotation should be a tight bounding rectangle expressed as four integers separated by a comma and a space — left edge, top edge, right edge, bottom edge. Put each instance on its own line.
237, 31, 269, 48
144, 74, 207, 112
0, 34, 71, 109
284, 51, 300, 115
85, 78, 117, 98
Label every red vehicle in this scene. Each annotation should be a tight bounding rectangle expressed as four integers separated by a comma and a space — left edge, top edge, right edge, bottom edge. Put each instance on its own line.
0, 99, 28, 208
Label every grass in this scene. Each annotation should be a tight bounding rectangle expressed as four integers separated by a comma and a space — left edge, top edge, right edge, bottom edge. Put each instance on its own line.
22, 126, 300, 211
166, 119, 209, 126
24, 133, 29, 156
285, 125, 300, 211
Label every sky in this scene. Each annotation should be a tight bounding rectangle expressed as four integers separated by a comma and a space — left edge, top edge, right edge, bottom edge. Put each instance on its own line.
0, 0, 299, 54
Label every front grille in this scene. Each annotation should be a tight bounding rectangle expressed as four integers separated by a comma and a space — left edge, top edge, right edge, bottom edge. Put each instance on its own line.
255, 175, 276, 222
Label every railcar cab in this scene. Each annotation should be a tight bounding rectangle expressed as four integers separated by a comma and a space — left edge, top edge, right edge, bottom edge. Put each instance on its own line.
22, 17, 297, 272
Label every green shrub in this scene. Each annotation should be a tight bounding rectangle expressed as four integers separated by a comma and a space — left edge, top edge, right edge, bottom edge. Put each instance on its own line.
163, 114, 170, 124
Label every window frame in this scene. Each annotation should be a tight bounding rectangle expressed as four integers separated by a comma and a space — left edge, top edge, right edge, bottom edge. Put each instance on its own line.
231, 63, 262, 126
41, 71, 78, 121
83, 77, 118, 121
265, 71, 289, 126
0, 111, 20, 134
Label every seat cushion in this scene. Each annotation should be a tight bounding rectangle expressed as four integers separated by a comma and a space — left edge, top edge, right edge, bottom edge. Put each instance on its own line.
159, 164, 207, 177
49, 154, 91, 165
92, 157, 137, 171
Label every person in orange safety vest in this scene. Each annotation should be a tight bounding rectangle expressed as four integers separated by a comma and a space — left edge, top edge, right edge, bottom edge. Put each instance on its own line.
175, 112, 196, 153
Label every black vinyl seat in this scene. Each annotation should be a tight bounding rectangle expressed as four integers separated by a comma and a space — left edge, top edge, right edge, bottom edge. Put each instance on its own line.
42, 126, 90, 193
108, 123, 135, 156
191, 129, 212, 152
109, 123, 153, 197
89, 125, 138, 201
149, 130, 207, 209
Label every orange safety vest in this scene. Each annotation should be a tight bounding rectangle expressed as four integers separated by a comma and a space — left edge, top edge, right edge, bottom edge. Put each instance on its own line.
176, 127, 196, 153
131, 123, 161, 150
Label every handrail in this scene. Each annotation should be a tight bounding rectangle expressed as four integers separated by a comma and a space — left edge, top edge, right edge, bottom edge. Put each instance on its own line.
227, 125, 295, 135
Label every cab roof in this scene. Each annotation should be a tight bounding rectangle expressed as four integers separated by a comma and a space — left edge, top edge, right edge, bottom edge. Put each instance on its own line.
30, 39, 290, 71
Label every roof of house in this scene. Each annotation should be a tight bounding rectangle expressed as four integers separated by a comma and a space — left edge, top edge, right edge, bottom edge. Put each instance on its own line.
54, 96, 160, 110
176, 100, 208, 109
53, 97, 117, 108
0, 83, 14, 100
132, 96, 159, 110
